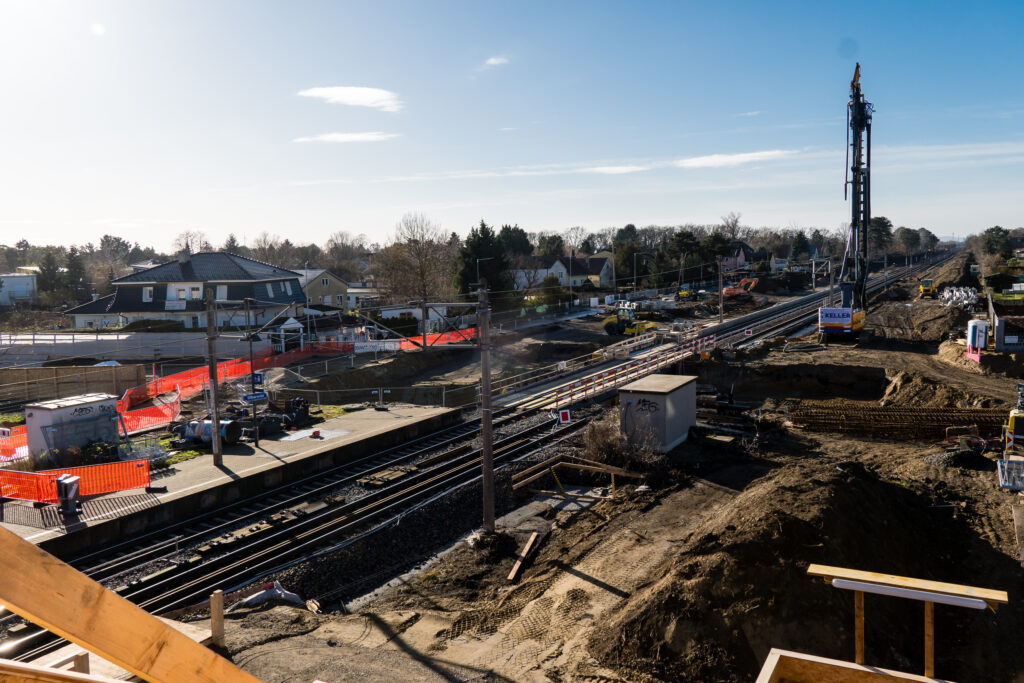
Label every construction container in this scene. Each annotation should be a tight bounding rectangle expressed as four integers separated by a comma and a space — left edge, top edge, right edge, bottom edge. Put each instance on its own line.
967, 319, 988, 349
24, 393, 118, 460
618, 374, 697, 452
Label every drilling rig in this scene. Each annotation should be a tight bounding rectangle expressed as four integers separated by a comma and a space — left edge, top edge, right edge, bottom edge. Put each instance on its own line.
819, 63, 873, 337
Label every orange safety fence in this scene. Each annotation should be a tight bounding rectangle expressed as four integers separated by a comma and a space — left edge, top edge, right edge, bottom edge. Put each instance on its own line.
398, 328, 478, 350
120, 391, 182, 434
0, 432, 28, 461
0, 459, 151, 503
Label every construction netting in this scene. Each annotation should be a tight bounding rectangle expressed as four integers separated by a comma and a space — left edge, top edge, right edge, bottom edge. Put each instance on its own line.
0, 458, 151, 503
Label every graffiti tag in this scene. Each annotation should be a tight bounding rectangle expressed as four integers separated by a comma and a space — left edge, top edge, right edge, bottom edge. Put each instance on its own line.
636, 398, 659, 414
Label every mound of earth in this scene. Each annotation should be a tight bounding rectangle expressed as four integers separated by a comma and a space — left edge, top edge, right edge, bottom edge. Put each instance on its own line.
922, 251, 981, 290
938, 341, 1024, 379
869, 300, 969, 342
587, 461, 1013, 681
879, 369, 999, 408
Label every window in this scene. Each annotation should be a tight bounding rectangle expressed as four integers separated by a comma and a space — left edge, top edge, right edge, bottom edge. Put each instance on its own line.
324, 294, 332, 304
190, 286, 201, 300
322, 277, 329, 287
216, 285, 227, 300
176, 288, 186, 300
284, 281, 292, 295
142, 286, 153, 302
318, 295, 323, 303
266, 283, 273, 297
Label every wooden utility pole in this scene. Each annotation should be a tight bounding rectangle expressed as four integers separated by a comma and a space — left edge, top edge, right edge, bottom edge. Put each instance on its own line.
478, 284, 495, 534
206, 290, 223, 467
828, 258, 835, 306
421, 300, 428, 350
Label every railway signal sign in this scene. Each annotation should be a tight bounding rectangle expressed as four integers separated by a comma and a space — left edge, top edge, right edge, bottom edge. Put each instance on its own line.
243, 391, 268, 402
558, 409, 570, 424
744, 329, 753, 336
252, 372, 264, 386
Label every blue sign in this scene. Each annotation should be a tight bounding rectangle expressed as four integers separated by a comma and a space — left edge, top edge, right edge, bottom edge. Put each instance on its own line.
244, 391, 268, 402
252, 372, 264, 386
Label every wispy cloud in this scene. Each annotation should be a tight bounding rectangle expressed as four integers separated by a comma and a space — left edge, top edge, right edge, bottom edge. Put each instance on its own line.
500, 127, 518, 132
297, 86, 403, 112
484, 56, 509, 67
293, 132, 401, 143
674, 149, 798, 168
737, 110, 760, 117
90, 22, 106, 36
581, 165, 649, 175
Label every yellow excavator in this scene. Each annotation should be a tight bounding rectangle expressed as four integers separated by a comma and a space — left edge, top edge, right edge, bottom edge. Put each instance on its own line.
919, 279, 937, 299
602, 305, 658, 336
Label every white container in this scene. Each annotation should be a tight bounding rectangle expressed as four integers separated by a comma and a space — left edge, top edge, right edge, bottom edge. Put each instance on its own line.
967, 319, 988, 349
618, 375, 697, 452
24, 393, 118, 459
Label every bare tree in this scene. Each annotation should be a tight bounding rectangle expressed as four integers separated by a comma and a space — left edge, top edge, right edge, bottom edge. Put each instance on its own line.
376, 213, 456, 302
563, 226, 588, 252
173, 230, 211, 255
250, 232, 281, 263
721, 212, 742, 241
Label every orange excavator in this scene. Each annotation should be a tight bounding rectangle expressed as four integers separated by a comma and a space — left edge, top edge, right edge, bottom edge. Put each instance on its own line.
722, 278, 758, 297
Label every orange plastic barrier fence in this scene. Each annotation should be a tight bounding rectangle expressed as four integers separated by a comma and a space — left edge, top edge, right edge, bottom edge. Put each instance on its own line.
398, 328, 478, 350
0, 469, 42, 501
0, 459, 151, 504
0, 432, 28, 460
120, 392, 181, 434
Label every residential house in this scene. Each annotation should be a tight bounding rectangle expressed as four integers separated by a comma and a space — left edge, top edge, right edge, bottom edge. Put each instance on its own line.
721, 241, 755, 272
65, 294, 120, 328
555, 256, 613, 289
297, 268, 349, 308
345, 286, 382, 309
510, 256, 558, 290
64, 252, 305, 330
0, 272, 38, 308
770, 244, 792, 272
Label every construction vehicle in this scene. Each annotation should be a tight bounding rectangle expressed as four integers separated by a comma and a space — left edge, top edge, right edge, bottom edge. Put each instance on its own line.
919, 279, 937, 298
722, 277, 759, 297
1003, 384, 1024, 453
602, 305, 658, 336
819, 63, 872, 337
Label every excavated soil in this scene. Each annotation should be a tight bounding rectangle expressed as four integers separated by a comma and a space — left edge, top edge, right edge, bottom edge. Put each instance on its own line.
869, 300, 970, 342
919, 250, 982, 290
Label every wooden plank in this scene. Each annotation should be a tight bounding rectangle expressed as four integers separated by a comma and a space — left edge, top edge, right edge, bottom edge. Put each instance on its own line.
0, 657, 124, 682
757, 648, 956, 683
0, 526, 260, 683
527, 488, 610, 502
855, 590, 864, 664
512, 467, 558, 491
210, 590, 225, 648
924, 601, 934, 677
807, 564, 1008, 605
511, 454, 564, 484
507, 531, 540, 583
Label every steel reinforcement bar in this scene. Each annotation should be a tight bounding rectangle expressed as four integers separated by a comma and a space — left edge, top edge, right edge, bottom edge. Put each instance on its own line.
790, 406, 1006, 439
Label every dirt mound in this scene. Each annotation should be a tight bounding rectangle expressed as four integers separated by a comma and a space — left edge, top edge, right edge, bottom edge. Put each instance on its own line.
879, 369, 1000, 408
869, 301, 968, 342
938, 340, 1024, 379
587, 461, 1014, 681
921, 251, 981, 290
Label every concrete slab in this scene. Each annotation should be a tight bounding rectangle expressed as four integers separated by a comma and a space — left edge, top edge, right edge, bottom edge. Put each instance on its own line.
1, 406, 457, 558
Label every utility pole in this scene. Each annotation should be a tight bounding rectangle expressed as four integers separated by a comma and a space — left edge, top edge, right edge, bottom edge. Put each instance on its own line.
477, 283, 495, 534
718, 259, 724, 324
205, 289, 223, 467
811, 259, 817, 291
245, 298, 258, 449
421, 300, 428, 350
611, 242, 617, 300
568, 249, 573, 312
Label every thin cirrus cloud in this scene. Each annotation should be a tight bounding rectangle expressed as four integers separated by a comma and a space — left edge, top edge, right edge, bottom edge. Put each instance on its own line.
484, 56, 509, 67
674, 149, 798, 168
581, 165, 650, 175
293, 132, 401, 143
737, 110, 761, 117
297, 86, 403, 112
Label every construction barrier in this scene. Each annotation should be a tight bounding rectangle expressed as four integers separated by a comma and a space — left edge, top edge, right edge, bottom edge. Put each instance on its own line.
119, 391, 182, 434
0, 459, 151, 504
0, 426, 28, 461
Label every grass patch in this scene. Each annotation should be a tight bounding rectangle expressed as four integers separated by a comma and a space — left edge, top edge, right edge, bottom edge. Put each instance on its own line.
155, 436, 206, 468
316, 404, 348, 420
0, 412, 25, 426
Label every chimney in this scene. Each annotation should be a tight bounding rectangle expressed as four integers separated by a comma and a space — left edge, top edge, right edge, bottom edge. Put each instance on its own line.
178, 251, 190, 264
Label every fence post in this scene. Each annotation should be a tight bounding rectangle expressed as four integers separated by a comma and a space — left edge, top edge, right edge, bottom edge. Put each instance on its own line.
210, 589, 225, 647
442, 385, 446, 407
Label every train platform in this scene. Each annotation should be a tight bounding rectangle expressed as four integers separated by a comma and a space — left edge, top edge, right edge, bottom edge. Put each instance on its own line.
0, 405, 458, 558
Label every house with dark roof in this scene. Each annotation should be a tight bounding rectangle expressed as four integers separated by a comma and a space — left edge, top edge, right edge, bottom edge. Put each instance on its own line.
552, 256, 613, 289
721, 241, 755, 272
65, 252, 305, 330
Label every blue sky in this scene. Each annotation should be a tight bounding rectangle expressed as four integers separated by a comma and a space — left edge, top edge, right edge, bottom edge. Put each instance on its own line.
1, 1, 1022, 250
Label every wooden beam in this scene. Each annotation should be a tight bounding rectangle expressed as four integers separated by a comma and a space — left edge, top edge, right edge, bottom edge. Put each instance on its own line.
756, 648, 956, 683
855, 590, 865, 664
924, 601, 934, 677
527, 488, 610, 502
0, 526, 260, 683
210, 590, 225, 649
507, 531, 540, 583
0, 657, 124, 682
807, 564, 1008, 606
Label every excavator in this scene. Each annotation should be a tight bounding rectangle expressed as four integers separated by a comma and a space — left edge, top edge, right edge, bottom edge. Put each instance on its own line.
819, 63, 872, 337
602, 304, 658, 336
919, 279, 938, 298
